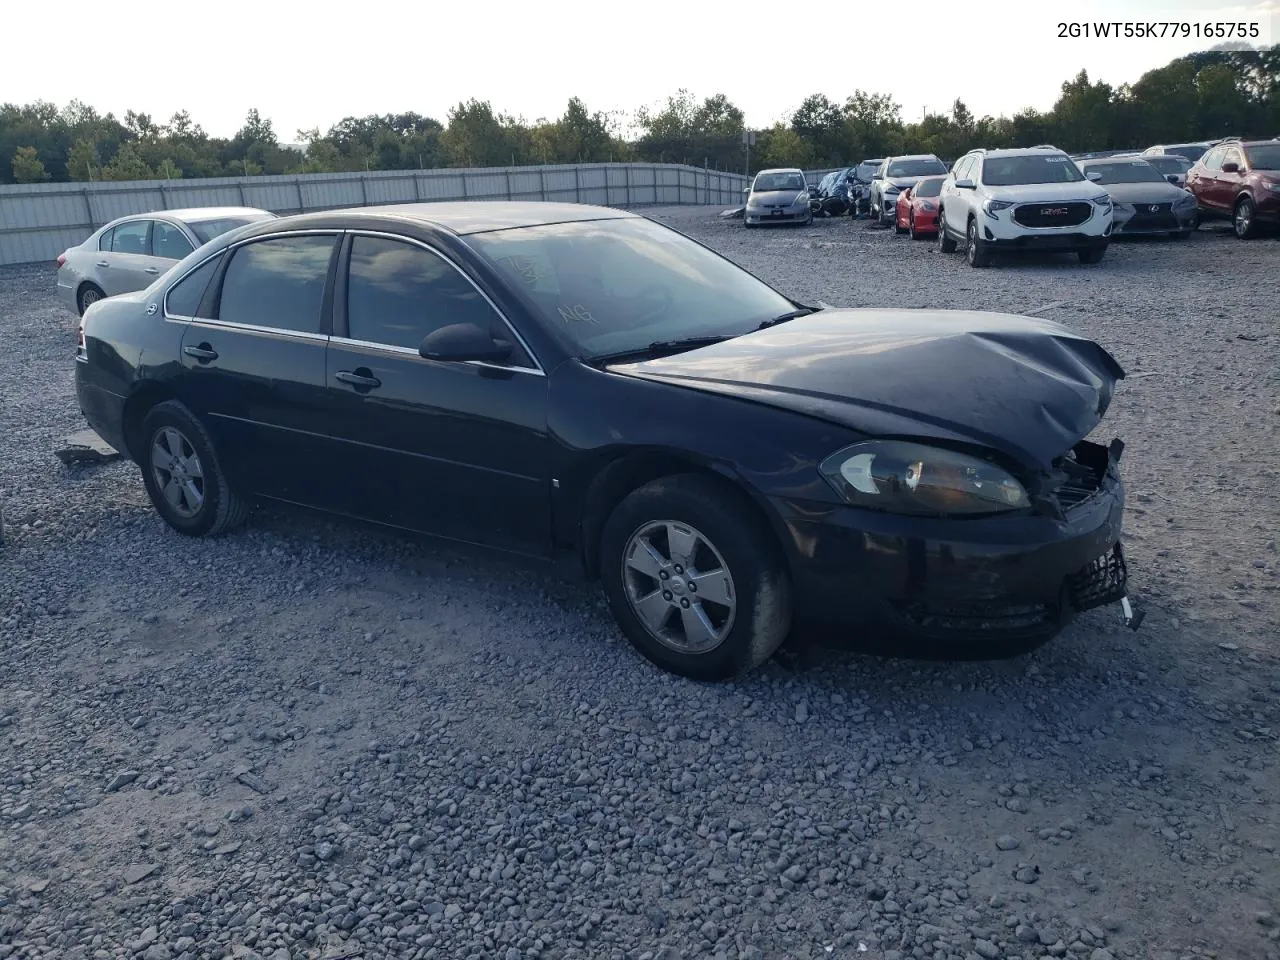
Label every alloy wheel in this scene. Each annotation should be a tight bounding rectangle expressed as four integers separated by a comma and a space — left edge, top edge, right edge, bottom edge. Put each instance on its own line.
1235, 200, 1253, 238
621, 520, 736, 655
151, 426, 205, 519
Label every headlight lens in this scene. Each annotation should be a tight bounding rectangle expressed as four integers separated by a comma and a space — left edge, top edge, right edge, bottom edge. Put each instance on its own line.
794, 191, 809, 206
983, 199, 1014, 217
819, 441, 1030, 516
1091, 194, 1112, 210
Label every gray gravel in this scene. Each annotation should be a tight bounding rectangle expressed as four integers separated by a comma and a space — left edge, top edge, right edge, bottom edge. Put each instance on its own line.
2, 206, 1279, 960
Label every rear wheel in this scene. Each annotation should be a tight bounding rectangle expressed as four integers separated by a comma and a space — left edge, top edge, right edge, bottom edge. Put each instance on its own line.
77, 283, 105, 316
139, 400, 251, 538
937, 211, 958, 253
965, 218, 992, 267
599, 475, 792, 681
1234, 197, 1258, 239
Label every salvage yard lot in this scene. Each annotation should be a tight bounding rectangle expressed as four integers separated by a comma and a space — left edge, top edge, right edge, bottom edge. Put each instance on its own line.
1, 207, 1278, 960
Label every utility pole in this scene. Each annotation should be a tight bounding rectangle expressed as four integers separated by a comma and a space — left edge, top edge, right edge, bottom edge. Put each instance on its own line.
742, 130, 756, 178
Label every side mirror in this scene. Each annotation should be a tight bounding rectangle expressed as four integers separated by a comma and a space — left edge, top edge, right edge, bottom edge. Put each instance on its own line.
743, 186, 751, 195
954, 178, 975, 190
1086, 171, 1103, 182
1166, 174, 1180, 184
1221, 161, 1240, 173
419, 322, 512, 364
871, 172, 883, 180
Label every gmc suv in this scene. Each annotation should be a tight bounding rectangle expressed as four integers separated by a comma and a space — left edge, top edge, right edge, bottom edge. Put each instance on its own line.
937, 146, 1114, 267
1186, 138, 1280, 239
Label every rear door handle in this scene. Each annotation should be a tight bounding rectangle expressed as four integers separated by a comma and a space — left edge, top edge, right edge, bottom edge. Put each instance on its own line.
336, 369, 381, 390
183, 344, 218, 362
96, 260, 109, 268
144, 267, 160, 275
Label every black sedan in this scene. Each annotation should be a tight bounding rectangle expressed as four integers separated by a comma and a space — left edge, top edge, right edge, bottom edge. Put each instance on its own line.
75, 202, 1138, 681
1078, 157, 1200, 237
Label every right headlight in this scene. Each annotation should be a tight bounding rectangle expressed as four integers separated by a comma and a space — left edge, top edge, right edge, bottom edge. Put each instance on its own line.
983, 199, 1015, 217
819, 441, 1030, 516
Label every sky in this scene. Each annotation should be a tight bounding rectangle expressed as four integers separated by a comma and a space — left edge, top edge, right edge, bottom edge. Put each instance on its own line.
3, 0, 1277, 140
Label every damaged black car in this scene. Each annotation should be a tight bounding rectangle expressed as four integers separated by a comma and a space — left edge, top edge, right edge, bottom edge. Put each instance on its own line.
74, 202, 1139, 683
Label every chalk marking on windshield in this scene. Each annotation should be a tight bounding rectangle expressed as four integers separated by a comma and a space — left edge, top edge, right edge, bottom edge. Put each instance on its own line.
558, 304, 597, 324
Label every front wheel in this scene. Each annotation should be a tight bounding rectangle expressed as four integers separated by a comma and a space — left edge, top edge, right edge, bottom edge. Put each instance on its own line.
139, 400, 251, 537
1078, 244, 1107, 264
965, 218, 992, 267
937, 212, 958, 253
599, 475, 792, 681
1234, 197, 1258, 239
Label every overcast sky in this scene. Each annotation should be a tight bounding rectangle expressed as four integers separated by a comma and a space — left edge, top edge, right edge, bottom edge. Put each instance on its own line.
4, 0, 1276, 140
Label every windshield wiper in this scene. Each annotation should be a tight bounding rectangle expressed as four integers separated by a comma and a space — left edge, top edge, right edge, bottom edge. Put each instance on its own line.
593, 335, 736, 365
757, 304, 823, 330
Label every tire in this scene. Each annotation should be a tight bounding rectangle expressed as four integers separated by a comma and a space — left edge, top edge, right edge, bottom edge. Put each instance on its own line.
965, 218, 992, 267
599, 474, 792, 682
937, 212, 958, 253
744, 221, 756, 230
909, 213, 919, 240
1078, 244, 1107, 264
77, 283, 105, 316
1234, 197, 1258, 239
139, 400, 251, 538
894, 215, 908, 235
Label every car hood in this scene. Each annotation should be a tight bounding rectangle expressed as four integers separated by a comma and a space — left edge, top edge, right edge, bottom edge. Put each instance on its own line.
749, 189, 807, 203
987, 181, 1108, 203
1104, 181, 1188, 204
606, 309, 1125, 472
883, 175, 933, 190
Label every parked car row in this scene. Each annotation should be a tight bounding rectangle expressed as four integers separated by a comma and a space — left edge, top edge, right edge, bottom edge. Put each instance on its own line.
744, 138, 1277, 265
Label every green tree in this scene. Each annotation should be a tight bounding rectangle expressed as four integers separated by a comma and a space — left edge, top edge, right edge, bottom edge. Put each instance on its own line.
101, 141, 154, 181
67, 139, 99, 180
11, 146, 49, 182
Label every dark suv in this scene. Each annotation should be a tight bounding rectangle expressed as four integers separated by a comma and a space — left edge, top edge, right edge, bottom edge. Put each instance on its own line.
1186, 139, 1280, 239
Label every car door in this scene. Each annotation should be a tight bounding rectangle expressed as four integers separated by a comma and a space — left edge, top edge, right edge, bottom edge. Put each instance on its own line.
941, 156, 972, 230
1215, 147, 1245, 210
1191, 147, 1224, 212
320, 232, 552, 557
97, 219, 159, 295
174, 231, 340, 506
151, 219, 197, 271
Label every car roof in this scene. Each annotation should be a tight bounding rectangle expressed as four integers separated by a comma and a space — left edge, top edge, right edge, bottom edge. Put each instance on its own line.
242, 201, 638, 237
754, 167, 803, 175
886, 154, 941, 161
971, 147, 1068, 158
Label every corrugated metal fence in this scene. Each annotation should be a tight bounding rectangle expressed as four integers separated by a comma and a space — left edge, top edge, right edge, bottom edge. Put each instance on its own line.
0, 162, 753, 266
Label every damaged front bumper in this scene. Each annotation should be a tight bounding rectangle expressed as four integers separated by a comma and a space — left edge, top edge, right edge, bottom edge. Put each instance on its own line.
773, 438, 1142, 656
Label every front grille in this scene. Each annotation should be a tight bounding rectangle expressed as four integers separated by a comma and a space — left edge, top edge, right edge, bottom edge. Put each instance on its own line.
1067, 544, 1128, 612
1054, 451, 1105, 509
895, 599, 1055, 634
1012, 201, 1092, 228
1122, 203, 1176, 229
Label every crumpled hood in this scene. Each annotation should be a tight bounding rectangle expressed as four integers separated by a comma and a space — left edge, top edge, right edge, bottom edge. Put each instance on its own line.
607, 308, 1126, 472
749, 189, 807, 204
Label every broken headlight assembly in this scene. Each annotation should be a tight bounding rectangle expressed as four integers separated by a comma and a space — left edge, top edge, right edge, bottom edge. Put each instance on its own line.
819, 441, 1030, 516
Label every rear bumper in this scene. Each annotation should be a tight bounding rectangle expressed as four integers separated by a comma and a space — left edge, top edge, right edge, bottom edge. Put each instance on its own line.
75, 362, 130, 458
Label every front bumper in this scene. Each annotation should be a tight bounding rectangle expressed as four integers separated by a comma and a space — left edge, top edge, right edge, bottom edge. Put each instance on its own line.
1255, 190, 1280, 223
745, 207, 811, 224
1112, 205, 1198, 235
982, 232, 1110, 252
773, 452, 1129, 655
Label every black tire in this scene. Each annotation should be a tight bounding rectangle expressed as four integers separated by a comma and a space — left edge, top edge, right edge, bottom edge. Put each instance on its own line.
599, 474, 792, 682
1078, 244, 1107, 264
937, 211, 958, 253
965, 218, 992, 267
139, 400, 250, 537
77, 283, 105, 316
894, 217, 908, 235
1234, 197, 1258, 239
744, 221, 756, 230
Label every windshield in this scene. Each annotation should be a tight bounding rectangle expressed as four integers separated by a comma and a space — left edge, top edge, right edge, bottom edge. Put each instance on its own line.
1165, 145, 1209, 161
982, 155, 1085, 186
752, 172, 805, 192
188, 214, 275, 244
1245, 143, 1280, 170
1143, 155, 1191, 174
912, 177, 945, 198
1082, 160, 1166, 184
466, 218, 797, 360
853, 162, 881, 181
886, 158, 947, 178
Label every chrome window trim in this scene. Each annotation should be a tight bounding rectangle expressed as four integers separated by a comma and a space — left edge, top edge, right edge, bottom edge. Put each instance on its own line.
183, 317, 330, 343
108, 217, 154, 255
151, 217, 197, 261
328, 334, 544, 377
345, 229, 545, 375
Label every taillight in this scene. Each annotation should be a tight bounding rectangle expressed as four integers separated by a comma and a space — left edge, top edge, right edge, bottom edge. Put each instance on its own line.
76, 319, 85, 350
57, 254, 67, 268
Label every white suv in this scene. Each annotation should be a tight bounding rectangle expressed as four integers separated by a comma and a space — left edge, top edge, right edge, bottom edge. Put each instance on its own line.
937, 146, 1114, 267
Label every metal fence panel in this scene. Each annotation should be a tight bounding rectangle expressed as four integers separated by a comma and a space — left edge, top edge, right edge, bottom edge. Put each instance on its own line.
0, 162, 751, 266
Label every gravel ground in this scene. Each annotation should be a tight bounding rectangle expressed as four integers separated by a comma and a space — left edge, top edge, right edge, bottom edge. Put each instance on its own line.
1, 207, 1278, 960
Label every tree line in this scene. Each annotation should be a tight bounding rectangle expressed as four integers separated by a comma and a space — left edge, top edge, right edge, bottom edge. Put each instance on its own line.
3, 46, 1276, 186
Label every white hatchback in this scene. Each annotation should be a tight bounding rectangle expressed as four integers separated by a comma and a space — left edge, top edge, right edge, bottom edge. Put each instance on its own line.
937, 147, 1114, 267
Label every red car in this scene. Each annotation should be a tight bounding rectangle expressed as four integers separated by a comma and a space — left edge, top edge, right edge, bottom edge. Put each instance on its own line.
894, 176, 946, 238
1185, 138, 1280, 239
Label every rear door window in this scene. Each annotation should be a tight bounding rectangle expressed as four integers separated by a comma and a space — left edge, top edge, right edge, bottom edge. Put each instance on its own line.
110, 220, 152, 255
153, 221, 195, 260
216, 234, 337, 334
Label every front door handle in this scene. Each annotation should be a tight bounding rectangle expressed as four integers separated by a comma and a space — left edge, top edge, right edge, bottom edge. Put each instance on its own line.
96, 260, 109, 268
336, 369, 381, 390
144, 267, 160, 275
183, 343, 218, 362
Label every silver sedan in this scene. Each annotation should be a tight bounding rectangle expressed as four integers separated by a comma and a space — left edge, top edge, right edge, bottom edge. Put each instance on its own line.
56, 207, 276, 315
